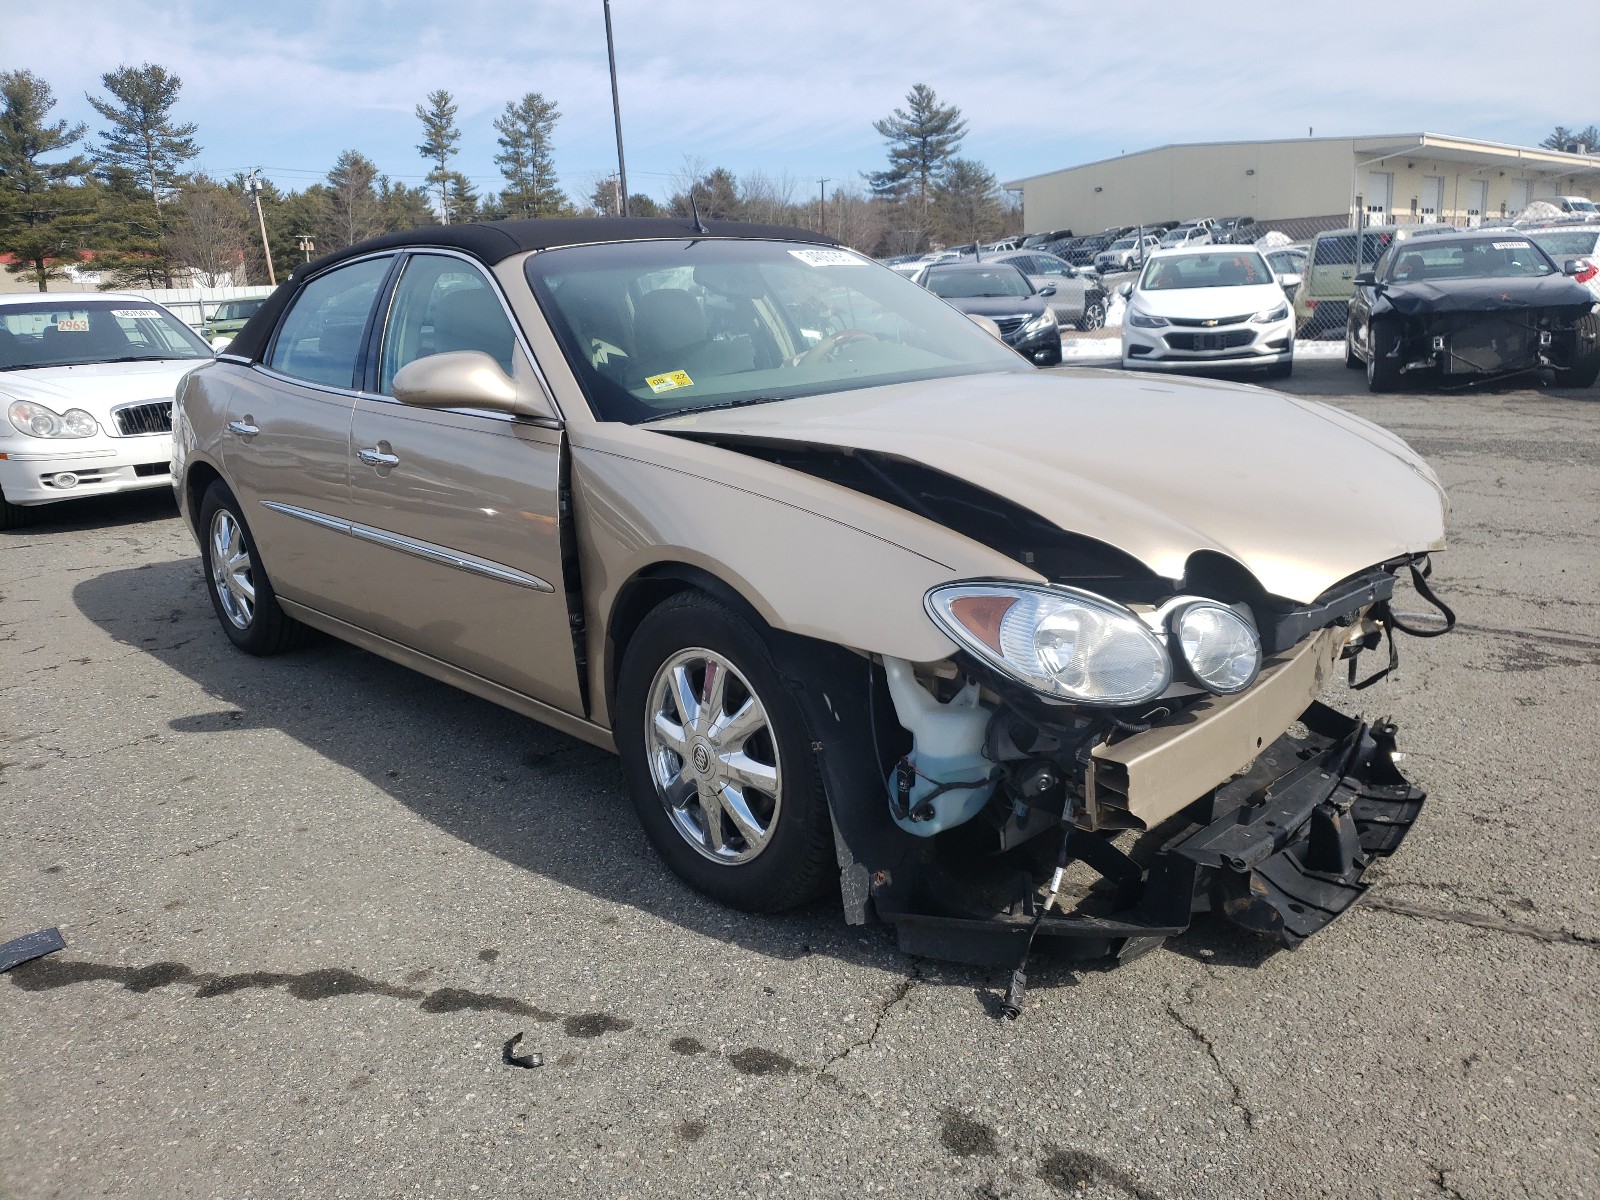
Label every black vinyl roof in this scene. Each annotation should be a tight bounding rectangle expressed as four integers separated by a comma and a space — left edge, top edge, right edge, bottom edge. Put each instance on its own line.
308, 216, 836, 275
225, 217, 839, 363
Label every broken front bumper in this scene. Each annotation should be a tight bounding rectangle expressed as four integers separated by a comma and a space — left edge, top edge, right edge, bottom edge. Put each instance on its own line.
881, 700, 1424, 967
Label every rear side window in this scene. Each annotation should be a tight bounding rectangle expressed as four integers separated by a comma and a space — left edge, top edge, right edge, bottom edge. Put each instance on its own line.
267, 257, 391, 389
1312, 232, 1394, 267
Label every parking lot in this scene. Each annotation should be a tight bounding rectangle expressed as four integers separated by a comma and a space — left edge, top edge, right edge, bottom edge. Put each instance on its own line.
2, 357, 1597, 1199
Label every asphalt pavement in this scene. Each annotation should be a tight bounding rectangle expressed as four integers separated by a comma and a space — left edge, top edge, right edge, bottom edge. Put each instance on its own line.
2, 358, 1597, 1199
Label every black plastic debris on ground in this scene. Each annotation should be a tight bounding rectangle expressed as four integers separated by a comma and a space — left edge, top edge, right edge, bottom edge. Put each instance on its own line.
502, 1031, 543, 1068
0, 928, 66, 974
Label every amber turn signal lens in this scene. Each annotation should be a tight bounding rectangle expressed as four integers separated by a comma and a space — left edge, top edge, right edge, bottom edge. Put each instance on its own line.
947, 594, 1017, 654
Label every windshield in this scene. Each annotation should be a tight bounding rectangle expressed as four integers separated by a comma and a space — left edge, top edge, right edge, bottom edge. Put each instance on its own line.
925, 267, 1032, 299
1141, 252, 1273, 290
1529, 230, 1600, 258
524, 239, 1023, 424
1108, 239, 1135, 251
0, 299, 212, 371
211, 298, 265, 322
1386, 239, 1555, 282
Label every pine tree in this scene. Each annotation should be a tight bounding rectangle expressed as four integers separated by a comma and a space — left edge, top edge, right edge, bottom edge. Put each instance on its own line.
445, 171, 479, 223
377, 177, 436, 233
87, 63, 200, 287
494, 92, 565, 218
415, 89, 461, 222
867, 84, 967, 211
324, 150, 383, 250
0, 70, 94, 289
933, 158, 1002, 246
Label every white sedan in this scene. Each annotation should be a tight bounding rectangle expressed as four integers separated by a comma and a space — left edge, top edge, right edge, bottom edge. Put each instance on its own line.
1118, 247, 1298, 377
0, 292, 214, 527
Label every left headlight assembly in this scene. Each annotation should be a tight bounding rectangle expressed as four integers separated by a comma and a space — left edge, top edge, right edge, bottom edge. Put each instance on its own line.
7, 399, 100, 439
926, 583, 1172, 706
1171, 602, 1261, 695
1022, 308, 1058, 334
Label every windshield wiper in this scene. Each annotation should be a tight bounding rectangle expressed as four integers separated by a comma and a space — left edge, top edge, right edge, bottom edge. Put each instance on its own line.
642, 395, 788, 423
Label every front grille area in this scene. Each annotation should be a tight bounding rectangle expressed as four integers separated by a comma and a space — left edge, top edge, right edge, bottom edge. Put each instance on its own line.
113, 401, 173, 437
1164, 329, 1256, 351
992, 315, 1028, 337
133, 462, 170, 477
1167, 313, 1254, 328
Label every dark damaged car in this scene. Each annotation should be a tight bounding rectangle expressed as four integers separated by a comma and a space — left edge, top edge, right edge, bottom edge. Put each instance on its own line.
171, 218, 1454, 996
1347, 232, 1600, 390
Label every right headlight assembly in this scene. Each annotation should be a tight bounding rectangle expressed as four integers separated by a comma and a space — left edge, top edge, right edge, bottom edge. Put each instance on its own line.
1171, 601, 1261, 695
926, 583, 1172, 706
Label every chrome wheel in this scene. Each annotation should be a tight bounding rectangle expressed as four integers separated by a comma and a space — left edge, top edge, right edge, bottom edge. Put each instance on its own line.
1080, 301, 1107, 331
209, 508, 255, 629
644, 648, 782, 865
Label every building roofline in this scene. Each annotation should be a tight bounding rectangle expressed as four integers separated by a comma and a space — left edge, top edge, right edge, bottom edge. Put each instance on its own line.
1002, 132, 1600, 188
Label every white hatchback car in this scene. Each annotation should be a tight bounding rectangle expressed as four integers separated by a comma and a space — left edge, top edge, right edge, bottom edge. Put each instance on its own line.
0, 292, 213, 527
1119, 247, 1296, 377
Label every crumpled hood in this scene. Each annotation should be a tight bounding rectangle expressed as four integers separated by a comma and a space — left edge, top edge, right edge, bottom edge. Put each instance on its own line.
653, 370, 1449, 604
0, 359, 203, 421
1373, 273, 1594, 317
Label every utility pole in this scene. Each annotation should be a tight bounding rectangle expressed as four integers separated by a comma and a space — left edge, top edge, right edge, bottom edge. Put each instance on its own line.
246, 169, 276, 286
603, 0, 629, 217
818, 178, 830, 236
296, 235, 315, 263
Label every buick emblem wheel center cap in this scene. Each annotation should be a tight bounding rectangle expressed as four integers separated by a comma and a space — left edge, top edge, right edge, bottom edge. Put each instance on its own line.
691, 742, 714, 777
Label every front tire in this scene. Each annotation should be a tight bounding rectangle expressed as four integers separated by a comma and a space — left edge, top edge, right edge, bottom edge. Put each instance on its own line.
616, 592, 834, 913
0, 484, 28, 531
1562, 313, 1600, 388
1345, 327, 1362, 368
1366, 321, 1402, 393
1078, 300, 1107, 331
198, 480, 307, 655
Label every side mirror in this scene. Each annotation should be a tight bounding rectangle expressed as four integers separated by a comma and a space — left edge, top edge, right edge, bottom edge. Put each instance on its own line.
1117, 281, 1134, 299
1564, 258, 1586, 276
1037, 284, 1057, 296
1278, 272, 1303, 291
391, 350, 550, 419
1352, 271, 1377, 288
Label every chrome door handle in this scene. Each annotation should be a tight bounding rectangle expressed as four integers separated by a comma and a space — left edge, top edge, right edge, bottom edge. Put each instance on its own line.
357, 448, 400, 468
227, 419, 259, 437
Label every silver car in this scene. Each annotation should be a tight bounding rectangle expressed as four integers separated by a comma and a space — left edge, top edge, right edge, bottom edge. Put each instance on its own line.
988, 250, 1109, 329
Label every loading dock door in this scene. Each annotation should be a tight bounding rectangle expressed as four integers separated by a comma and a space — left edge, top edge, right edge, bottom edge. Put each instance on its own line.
1420, 176, 1444, 223
1465, 180, 1488, 227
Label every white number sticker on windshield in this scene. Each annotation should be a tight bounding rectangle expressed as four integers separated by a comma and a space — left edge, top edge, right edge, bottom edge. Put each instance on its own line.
55, 318, 89, 332
788, 248, 867, 268
1490, 241, 1531, 250
110, 308, 163, 319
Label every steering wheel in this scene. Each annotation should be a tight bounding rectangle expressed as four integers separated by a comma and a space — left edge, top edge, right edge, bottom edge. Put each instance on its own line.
792, 327, 878, 367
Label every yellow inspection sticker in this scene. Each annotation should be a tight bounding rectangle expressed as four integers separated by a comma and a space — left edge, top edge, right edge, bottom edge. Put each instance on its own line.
646, 370, 693, 393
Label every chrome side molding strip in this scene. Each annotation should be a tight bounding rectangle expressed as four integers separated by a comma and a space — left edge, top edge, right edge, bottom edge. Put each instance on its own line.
259, 501, 553, 592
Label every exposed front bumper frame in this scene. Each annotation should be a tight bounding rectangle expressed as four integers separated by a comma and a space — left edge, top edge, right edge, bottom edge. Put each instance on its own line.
881, 700, 1422, 966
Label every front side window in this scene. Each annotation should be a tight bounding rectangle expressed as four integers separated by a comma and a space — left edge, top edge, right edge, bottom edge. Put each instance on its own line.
1033, 255, 1071, 275
267, 256, 391, 389
526, 239, 1022, 425
378, 255, 517, 394
0, 300, 211, 371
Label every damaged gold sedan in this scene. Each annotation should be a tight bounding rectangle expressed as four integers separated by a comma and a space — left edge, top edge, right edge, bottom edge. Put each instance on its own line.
172, 218, 1454, 994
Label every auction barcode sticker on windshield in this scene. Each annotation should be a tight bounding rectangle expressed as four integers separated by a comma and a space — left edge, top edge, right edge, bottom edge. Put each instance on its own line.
1491, 241, 1530, 250
789, 248, 866, 268
111, 308, 163, 319
645, 370, 694, 393
55, 318, 89, 332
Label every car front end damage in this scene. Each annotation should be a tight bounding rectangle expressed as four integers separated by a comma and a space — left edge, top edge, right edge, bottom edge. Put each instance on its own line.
1371, 287, 1600, 385
780, 556, 1453, 1000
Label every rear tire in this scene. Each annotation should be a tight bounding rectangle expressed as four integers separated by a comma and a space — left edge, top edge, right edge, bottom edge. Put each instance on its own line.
198, 480, 307, 655
1366, 322, 1402, 393
616, 591, 835, 913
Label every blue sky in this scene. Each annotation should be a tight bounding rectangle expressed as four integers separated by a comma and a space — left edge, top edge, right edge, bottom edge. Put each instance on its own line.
8, 0, 1598, 208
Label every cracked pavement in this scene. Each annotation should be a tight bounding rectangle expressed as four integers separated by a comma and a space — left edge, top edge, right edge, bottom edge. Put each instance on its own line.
2, 360, 1598, 1199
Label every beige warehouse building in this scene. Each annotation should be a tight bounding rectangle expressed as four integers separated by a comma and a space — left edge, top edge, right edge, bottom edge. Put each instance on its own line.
1004, 133, 1600, 238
